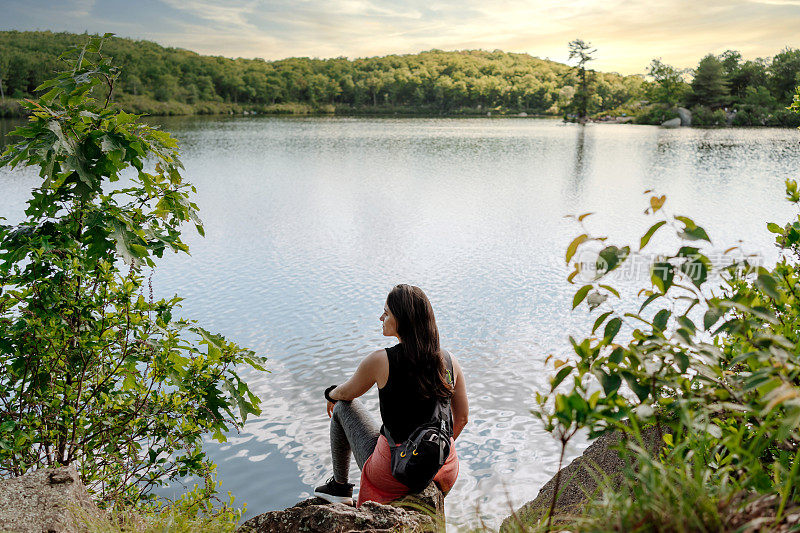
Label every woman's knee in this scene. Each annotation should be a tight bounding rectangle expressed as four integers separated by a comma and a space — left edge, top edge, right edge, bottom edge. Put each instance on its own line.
332, 398, 356, 420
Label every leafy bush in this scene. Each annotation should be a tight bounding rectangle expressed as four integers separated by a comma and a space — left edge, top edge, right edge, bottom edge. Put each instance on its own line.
533, 86, 800, 531
75, 474, 243, 533
0, 36, 265, 507
766, 107, 800, 128
633, 104, 679, 125
730, 107, 769, 126
690, 105, 728, 126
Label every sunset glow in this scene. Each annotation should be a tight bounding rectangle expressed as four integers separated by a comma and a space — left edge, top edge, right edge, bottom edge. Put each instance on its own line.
2, 0, 800, 73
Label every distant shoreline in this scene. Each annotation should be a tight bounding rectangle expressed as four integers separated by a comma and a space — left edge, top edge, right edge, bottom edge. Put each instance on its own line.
1, 100, 798, 130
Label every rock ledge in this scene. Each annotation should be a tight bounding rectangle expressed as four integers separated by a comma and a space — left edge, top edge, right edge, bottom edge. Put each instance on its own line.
0, 464, 101, 533
238, 482, 444, 533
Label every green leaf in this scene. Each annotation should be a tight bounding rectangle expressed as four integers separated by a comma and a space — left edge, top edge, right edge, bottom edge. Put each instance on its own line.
677, 315, 696, 333
621, 372, 650, 402
704, 306, 725, 330
592, 311, 613, 334
566, 234, 589, 264
640, 220, 666, 249
674, 352, 690, 373
603, 317, 622, 343
674, 215, 696, 228
767, 222, 784, 234
599, 284, 620, 298
680, 255, 709, 287
550, 366, 574, 391
653, 309, 670, 332
651, 262, 674, 293
756, 273, 781, 300
597, 246, 630, 274
573, 284, 592, 309
599, 371, 622, 395
639, 293, 661, 313
677, 225, 711, 242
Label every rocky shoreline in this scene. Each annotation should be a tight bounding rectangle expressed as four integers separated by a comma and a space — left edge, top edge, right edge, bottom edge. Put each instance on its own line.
3, 428, 800, 532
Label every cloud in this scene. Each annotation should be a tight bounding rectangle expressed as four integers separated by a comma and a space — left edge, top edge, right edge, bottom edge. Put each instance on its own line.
0, 0, 798, 73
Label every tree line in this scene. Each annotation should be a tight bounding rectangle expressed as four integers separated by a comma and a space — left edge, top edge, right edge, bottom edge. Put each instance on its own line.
0, 31, 798, 125
637, 49, 800, 126
0, 31, 643, 115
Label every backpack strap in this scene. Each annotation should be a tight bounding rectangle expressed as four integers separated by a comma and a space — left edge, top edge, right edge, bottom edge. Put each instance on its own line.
383, 426, 397, 447
438, 350, 455, 465
442, 350, 454, 389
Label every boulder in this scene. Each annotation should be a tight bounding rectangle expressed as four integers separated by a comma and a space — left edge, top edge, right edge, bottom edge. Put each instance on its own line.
661, 117, 681, 128
238, 482, 444, 533
677, 107, 692, 126
0, 465, 101, 533
501, 425, 668, 532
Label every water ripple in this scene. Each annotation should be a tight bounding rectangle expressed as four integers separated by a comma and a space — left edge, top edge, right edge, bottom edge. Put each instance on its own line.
1, 117, 798, 530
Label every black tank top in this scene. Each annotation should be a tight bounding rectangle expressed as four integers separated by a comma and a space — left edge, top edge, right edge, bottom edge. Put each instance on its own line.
379, 343, 453, 443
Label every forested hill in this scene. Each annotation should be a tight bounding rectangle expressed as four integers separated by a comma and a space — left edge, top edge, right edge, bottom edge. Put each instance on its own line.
0, 30, 645, 115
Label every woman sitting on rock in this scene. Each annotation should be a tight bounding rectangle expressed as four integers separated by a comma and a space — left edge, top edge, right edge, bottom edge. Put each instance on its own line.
315, 284, 468, 506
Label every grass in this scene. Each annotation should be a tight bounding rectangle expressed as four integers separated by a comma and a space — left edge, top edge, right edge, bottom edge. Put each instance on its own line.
73, 505, 241, 533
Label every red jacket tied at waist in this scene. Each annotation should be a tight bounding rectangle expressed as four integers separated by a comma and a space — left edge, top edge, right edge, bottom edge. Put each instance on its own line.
357, 434, 459, 507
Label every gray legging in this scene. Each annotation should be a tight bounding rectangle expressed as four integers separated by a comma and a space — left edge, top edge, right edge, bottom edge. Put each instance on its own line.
330, 399, 380, 484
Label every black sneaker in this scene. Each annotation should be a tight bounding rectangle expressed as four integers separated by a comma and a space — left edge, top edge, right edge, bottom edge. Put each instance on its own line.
314, 476, 354, 505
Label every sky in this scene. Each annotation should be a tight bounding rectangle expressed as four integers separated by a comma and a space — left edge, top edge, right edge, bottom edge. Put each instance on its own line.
1, 0, 799, 74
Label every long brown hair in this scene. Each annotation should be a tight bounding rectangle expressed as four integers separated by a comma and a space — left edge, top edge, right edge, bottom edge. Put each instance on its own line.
386, 284, 453, 400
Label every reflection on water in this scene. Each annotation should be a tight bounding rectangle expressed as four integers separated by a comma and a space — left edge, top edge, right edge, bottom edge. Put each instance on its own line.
1, 116, 799, 529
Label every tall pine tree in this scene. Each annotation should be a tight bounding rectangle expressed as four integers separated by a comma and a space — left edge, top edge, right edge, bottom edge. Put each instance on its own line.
690, 54, 730, 108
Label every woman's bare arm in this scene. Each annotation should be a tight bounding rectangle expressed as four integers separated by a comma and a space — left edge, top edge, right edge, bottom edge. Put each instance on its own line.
330, 349, 388, 401
451, 355, 469, 440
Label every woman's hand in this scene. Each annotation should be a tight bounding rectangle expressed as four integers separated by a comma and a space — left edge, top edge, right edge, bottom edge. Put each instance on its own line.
327, 400, 336, 418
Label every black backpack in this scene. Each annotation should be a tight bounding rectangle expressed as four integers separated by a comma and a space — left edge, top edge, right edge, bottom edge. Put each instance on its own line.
383, 351, 454, 493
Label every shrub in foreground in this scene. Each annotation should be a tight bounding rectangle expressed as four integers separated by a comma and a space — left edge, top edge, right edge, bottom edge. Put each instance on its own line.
531, 86, 800, 532
0, 35, 265, 508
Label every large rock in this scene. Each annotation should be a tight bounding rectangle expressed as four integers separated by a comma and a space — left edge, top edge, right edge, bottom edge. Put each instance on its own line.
238, 482, 444, 533
661, 117, 681, 128
0, 465, 101, 533
501, 425, 668, 532
677, 107, 692, 126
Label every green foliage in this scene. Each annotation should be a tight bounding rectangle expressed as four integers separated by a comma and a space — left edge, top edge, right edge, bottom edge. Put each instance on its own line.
566, 39, 598, 120
633, 104, 679, 125
689, 54, 731, 108
571, 445, 726, 532
0, 36, 266, 507
690, 105, 728, 126
720, 50, 770, 103
534, 91, 800, 529
75, 471, 244, 532
771, 48, 800, 105
640, 49, 796, 123
646, 58, 689, 105
0, 31, 645, 116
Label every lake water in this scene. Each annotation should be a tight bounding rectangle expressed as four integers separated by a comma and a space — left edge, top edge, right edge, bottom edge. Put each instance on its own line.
2, 116, 799, 529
